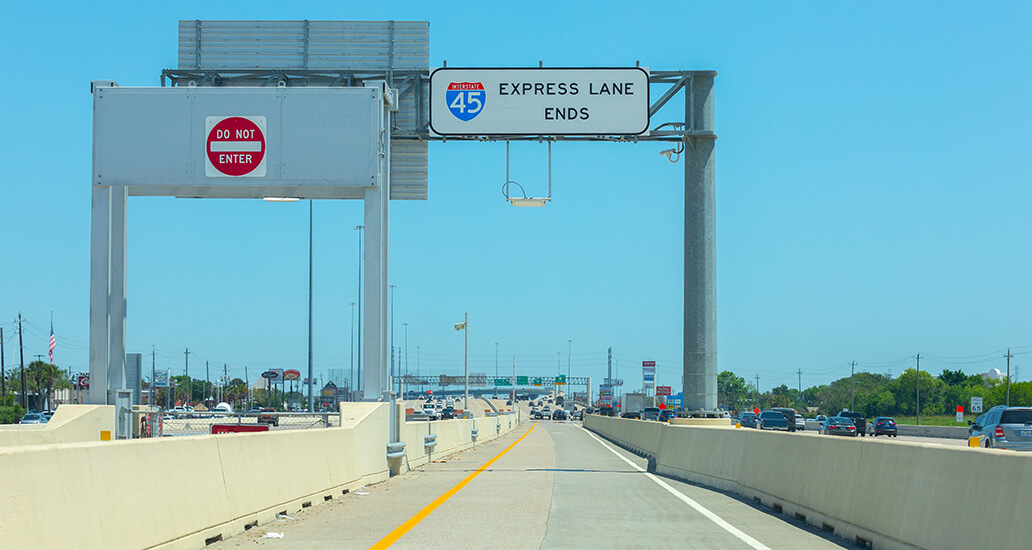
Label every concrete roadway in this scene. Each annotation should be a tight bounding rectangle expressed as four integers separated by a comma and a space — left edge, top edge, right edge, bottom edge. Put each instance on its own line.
210, 419, 849, 549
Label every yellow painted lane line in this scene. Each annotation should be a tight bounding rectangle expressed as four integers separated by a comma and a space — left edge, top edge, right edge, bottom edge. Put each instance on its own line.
370, 422, 538, 549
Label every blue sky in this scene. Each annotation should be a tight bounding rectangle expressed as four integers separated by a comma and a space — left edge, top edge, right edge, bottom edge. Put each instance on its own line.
1, 2, 1030, 394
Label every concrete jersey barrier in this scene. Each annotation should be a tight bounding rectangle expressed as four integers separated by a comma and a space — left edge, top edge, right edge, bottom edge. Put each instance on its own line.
585, 414, 1032, 550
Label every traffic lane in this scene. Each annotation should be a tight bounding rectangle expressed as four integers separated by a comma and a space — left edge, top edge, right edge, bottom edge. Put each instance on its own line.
551, 421, 849, 550
205, 421, 550, 550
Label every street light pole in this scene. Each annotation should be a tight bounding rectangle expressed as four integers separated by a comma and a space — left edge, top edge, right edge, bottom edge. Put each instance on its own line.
390, 284, 396, 394
567, 339, 572, 389
307, 199, 314, 412
455, 314, 469, 415
349, 302, 356, 401
354, 225, 364, 397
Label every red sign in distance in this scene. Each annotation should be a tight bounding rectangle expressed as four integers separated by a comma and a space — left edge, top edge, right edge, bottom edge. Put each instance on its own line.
642, 361, 656, 367
753, 407, 761, 415
658, 403, 667, 410
206, 117, 265, 176
656, 386, 672, 396
957, 405, 964, 412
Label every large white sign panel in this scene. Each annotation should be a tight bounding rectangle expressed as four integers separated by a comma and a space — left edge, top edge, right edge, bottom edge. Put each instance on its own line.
430, 67, 649, 136
93, 86, 383, 199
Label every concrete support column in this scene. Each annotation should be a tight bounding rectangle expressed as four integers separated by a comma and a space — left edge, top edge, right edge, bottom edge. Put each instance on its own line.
682, 72, 717, 412
88, 184, 128, 405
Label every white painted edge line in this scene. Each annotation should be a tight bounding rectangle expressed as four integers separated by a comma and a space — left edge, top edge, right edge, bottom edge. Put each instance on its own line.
576, 425, 772, 550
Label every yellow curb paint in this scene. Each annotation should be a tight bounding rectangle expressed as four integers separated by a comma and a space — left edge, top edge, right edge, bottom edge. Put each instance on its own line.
100, 431, 111, 441
370, 422, 538, 549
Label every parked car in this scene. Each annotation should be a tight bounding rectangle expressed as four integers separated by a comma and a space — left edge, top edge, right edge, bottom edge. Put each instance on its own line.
439, 407, 456, 420
838, 410, 867, 437
972, 406, 1032, 451
552, 409, 567, 421
19, 413, 48, 425
739, 411, 759, 428
257, 408, 279, 427
822, 416, 857, 436
758, 410, 790, 431
871, 417, 898, 437
659, 409, 678, 422
642, 407, 661, 421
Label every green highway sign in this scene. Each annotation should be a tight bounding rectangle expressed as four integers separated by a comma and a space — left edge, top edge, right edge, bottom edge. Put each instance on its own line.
533, 378, 543, 386
555, 375, 567, 385
494, 378, 511, 386
517, 376, 529, 385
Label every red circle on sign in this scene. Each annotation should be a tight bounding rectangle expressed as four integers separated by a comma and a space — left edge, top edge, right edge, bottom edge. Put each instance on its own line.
207, 117, 265, 176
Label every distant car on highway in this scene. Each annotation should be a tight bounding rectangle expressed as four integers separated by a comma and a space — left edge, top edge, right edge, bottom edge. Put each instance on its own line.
838, 410, 867, 437
871, 417, 897, 437
974, 406, 1032, 450
19, 413, 48, 424
439, 407, 455, 420
758, 410, 790, 431
552, 409, 567, 421
597, 406, 615, 417
771, 408, 799, 432
659, 409, 678, 422
822, 416, 857, 436
739, 412, 759, 428
257, 408, 279, 427
794, 415, 805, 431
531, 409, 543, 420
642, 407, 661, 421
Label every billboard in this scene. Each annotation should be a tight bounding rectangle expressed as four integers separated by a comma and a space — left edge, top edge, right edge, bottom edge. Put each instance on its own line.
430, 68, 649, 136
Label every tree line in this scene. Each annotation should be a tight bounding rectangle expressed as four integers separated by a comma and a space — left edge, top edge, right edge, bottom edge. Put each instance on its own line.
718, 368, 1023, 417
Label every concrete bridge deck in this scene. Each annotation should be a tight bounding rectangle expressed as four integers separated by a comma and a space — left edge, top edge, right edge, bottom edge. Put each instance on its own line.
209, 418, 845, 549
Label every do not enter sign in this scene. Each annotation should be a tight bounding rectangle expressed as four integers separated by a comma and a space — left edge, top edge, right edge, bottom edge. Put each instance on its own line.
205, 116, 266, 177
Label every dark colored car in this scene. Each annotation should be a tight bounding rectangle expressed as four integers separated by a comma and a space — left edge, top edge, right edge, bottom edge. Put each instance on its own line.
552, 409, 567, 421
257, 408, 279, 427
439, 407, 455, 420
758, 410, 789, 431
739, 411, 759, 428
839, 410, 867, 437
531, 409, 544, 420
974, 406, 1032, 451
822, 416, 857, 436
659, 409, 678, 422
642, 407, 661, 421
598, 406, 616, 417
772, 408, 799, 432
871, 417, 897, 437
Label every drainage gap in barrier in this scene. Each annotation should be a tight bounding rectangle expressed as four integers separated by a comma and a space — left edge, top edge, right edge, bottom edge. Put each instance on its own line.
822, 523, 834, 533
753, 496, 762, 505
342, 489, 349, 495
205, 534, 223, 545
772, 503, 782, 514
279, 510, 287, 516
244, 521, 258, 531
324, 495, 333, 501
302, 501, 312, 508
855, 536, 872, 548
794, 512, 806, 522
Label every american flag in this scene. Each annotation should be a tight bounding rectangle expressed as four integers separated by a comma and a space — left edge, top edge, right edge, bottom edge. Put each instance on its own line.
48, 322, 56, 364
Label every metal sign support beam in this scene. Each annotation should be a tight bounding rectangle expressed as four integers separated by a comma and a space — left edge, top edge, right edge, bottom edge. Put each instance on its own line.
88, 183, 128, 406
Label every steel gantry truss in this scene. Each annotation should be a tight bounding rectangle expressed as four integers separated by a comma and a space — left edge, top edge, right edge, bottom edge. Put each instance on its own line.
160, 65, 718, 414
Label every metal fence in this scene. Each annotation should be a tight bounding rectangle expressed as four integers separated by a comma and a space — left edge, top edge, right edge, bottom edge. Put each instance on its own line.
134, 411, 339, 438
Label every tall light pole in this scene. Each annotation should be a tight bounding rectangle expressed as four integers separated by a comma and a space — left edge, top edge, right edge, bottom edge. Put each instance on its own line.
307, 199, 314, 412
403, 322, 409, 398
494, 342, 499, 397
349, 302, 356, 401
455, 314, 469, 415
389, 284, 396, 393
354, 225, 364, 396
567, 339, 572, 388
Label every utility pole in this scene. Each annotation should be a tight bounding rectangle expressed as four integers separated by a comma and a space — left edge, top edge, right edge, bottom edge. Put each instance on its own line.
223, 364, 228, 405
915, 353, 921, 426
18, 313, 26, 409
1006, 348, 1013, 406
151, 346, 156, 407
416, 346, 420, 377
1, 326, 6, 396
184, 348, 190, 406
244, 366, 249, 410
494, 342, 499, 380
850, 361, 856, 411
797, 368, 802, 395
755, 374, 760, 394
567, 339, 572, 388
205, 361, 210, 406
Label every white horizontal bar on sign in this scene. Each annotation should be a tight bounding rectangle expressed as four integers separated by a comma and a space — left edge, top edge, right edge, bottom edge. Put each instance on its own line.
209, 141, 262, 152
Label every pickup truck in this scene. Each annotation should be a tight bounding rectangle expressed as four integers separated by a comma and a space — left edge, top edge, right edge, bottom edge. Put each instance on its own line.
838, 410, 867, 437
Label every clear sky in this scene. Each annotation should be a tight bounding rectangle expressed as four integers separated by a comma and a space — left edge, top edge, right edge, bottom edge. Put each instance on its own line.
1, 2, 1030, 395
